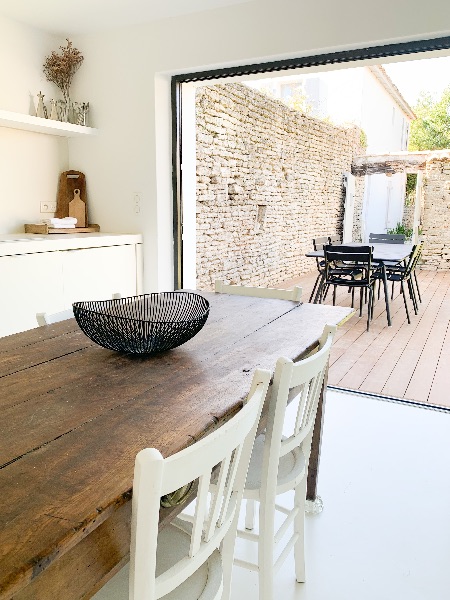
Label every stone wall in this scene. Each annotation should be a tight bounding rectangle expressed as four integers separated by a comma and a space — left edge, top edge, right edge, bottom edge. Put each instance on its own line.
402, 204, 415, 231
421, 153, 450, 270
196, 83, 365, 290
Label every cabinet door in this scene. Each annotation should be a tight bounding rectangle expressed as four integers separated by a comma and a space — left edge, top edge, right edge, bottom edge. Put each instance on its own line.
0, 251, 64, 337
62, 244, 137, 305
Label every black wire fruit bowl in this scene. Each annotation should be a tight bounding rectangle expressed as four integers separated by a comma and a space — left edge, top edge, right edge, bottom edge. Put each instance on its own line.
73, 292, 210, 355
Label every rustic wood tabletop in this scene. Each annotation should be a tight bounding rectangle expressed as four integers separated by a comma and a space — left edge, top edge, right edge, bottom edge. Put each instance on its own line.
0, 292, 352, 600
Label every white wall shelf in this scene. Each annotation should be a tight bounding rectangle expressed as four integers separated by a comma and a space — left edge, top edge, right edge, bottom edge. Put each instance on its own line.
0, 109, 98, 137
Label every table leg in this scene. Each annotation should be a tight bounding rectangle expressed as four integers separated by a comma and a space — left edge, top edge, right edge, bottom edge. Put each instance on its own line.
381, 264, 392, 326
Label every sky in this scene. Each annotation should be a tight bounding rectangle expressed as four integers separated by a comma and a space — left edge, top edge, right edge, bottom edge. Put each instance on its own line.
383, 55, 450, 107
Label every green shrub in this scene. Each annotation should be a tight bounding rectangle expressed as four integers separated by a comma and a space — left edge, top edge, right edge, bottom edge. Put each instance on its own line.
386, 223, 413, 239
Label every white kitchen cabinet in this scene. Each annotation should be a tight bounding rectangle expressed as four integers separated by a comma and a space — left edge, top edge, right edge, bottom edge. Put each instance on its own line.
62, 244, 137, 305
0, 234, 142, 338
0, 251, 64, 337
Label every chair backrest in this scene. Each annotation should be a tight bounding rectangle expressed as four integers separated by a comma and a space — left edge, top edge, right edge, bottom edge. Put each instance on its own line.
215, 280, 302, 302
36, 308, 74, 326
369, 233, 405, 244
403, 244, 420, 277
37, 294, 122, 326
261, 325, 336, 496
312, 237, 330, 271
130, 368, 271, 600
312, 236, 329, 251
415, 240, 424, 266
328, 234, 342, 245
324, 245, 373, 283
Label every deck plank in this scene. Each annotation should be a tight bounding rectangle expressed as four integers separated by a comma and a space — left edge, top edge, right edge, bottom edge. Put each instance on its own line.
279, 268, 450, 407
404, 277, 450, 402
335, 271, 437, 390
428, 321, 450, 407
381, 272, 450, 398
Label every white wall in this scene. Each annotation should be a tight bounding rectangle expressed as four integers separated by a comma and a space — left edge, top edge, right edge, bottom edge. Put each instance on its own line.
360, 70, 409, 153
2, 0, 450, 290
362, 173, 406, 242
0, 16, 68, 231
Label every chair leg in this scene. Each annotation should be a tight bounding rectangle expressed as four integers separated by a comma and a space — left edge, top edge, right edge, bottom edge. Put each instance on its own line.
314, 275, 325, 304
367, 287, 372, 331
332, 285, 336, 306
221, 509, 242, 600
258, 498, 276, 600
414, 270, 422, 303
391, 280, 395, 300
359, 288, 363, 317
294, 478, 307, 583
400, 281, 411, 324
370, 284, 376, 319
245, 499, 256, 530
407, 278, 418, 315
309, 273, 321, 303
351, 287, 355, 308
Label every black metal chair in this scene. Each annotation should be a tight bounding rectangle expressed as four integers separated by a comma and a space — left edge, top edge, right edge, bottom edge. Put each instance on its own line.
369, 233, 406, 244
381, 239, 423, 303
369, 232, 406, 299
322, 245, 381, 331
372, 244, 421, 324
309, 236, 329, 303
411, 240, 424, 303
328, 234, 342, 245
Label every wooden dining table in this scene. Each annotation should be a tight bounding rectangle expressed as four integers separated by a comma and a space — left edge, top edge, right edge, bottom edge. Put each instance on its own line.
0, 292, 352, 600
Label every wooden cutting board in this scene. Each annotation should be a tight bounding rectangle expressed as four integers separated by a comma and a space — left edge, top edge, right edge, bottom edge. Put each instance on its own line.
69, 189, 86, 227
56, 170, 88, 225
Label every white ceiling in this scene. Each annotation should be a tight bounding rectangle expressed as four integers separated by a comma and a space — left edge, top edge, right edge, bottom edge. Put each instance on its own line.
0, 0, 251, 35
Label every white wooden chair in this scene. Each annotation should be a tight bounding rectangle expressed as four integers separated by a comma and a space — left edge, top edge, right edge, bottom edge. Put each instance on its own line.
92, 368, 271, 600
36, 294, 122, 326
234, 324, 336, 600
215, 280, 302, 302
36, 308, 74, 326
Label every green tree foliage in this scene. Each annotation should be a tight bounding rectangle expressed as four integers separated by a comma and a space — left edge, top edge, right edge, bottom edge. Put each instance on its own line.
409, 87, 450, 151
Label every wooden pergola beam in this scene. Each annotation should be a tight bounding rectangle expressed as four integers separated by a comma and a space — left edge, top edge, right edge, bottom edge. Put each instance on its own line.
351, 151, 430, 176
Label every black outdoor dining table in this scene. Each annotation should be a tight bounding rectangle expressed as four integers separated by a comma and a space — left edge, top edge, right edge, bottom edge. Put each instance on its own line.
305, 242, 414, 324
305, 242, 413, 264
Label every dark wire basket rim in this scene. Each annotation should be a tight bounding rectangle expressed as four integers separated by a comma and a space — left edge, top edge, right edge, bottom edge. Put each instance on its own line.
72, 291, 210, 325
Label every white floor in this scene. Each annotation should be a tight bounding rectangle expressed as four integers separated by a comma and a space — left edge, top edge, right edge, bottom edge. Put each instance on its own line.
231, 390, 450, 600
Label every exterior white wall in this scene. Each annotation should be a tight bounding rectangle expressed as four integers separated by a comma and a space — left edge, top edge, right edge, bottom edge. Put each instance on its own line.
323, 69, 365, 125
1, 1, 450, 290
360, 70, 409, 152
359, 69, 409, 238
248, 67, 410, 151
362, 173, 406, 242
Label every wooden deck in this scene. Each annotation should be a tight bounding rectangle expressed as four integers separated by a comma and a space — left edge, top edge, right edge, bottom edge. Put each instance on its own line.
280, 269, 450, 408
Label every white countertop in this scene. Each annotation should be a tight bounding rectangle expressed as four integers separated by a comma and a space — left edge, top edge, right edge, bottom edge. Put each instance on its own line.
0, 232, 143, 257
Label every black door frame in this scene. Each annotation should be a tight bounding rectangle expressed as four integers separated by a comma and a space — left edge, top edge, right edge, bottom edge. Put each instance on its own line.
171, 36, 450, 289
